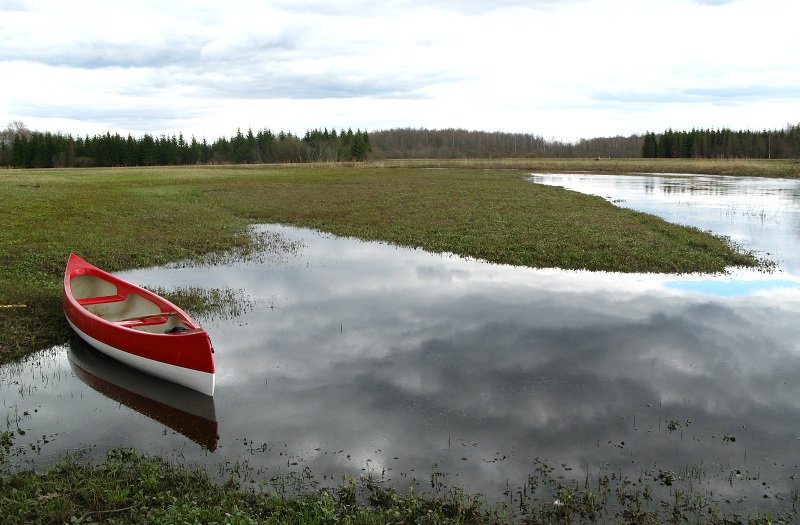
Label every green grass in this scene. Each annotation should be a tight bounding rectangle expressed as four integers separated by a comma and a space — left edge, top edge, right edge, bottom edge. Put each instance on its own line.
0, 162, 761, 362
0, 447, 490, 525
0, 444, 790, 525
151, 286, 255, 322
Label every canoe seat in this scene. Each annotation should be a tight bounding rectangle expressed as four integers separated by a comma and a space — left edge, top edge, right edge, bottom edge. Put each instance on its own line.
117, 317, 173, 329
123, 316, 190, 334
77, 294, 126, 306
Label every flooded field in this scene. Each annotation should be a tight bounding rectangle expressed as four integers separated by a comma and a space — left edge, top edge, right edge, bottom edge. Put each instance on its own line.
3, 173, 800, 517
530, 173, 800, 272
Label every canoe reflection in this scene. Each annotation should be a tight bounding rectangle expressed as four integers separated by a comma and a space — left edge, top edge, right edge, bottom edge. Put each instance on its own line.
68, 343, 219, 451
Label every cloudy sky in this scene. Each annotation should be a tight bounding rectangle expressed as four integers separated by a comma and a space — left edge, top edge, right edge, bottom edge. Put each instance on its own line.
1, 0, 798, 141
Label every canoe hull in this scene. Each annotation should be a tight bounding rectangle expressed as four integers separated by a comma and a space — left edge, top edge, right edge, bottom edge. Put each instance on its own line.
67, 316, 215, 396
63, 254, 215, 396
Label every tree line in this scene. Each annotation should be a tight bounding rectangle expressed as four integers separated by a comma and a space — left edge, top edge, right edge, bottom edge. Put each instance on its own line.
0, 123, 646, 167
368, 128, 644, 159
0, 123, 371, 168
4, 121, 800, 168
642, 125, 800, 159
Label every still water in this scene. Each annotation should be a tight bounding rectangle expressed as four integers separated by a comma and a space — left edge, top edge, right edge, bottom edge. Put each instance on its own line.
3, 173, 800, 513
530, 172, 800, 273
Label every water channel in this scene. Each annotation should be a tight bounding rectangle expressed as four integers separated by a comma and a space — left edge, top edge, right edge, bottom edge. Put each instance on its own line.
2, 173, 800, 515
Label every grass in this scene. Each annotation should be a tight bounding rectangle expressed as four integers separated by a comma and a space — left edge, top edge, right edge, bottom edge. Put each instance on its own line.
0, 162, 763, 363
0, 444, 792, 525
0, 447, 484, 525
150, 286, 255, 322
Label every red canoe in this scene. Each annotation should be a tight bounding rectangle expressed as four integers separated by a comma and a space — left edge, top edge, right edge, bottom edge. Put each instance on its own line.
63, 253, 215, 396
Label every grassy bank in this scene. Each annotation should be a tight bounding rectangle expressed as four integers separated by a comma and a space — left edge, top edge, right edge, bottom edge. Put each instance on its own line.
1, 163, 760, 362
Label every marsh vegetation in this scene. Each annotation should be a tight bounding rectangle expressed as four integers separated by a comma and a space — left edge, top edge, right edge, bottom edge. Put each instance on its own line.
3, 444, 793, 524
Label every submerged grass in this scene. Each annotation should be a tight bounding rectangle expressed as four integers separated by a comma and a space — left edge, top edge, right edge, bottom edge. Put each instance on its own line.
1, 163, 762, 363
0, 444, 792, 525
149, 286, 255, 322
0, 447, 490, 525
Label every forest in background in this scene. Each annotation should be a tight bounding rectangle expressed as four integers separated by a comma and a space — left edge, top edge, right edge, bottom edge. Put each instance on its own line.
368, 128, 644, 159
1, 121, 799, 168
0, 124, 371, 168
642, 126, 800, 159
369, 126, 800, 159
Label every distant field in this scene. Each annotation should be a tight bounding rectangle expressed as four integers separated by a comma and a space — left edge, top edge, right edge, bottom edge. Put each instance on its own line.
0, 163, 760, 362
379, 157, 800, 178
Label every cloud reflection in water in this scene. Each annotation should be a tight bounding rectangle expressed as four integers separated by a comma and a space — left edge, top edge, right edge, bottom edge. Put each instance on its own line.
116, 225, 800, 499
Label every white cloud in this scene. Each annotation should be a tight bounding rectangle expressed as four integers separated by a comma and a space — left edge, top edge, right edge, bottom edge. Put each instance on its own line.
1, 0, 798, 141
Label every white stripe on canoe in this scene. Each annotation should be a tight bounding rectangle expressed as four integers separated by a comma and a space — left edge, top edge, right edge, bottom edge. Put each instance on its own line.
66, 316, 215, 396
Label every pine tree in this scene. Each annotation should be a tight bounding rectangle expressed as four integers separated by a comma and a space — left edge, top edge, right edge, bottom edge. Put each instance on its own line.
642, 132, 657, 158
350, 130, 369, 161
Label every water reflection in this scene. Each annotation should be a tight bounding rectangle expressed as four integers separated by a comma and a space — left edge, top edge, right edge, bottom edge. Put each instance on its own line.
67, 343, 219, 451
2, 175, 800, 513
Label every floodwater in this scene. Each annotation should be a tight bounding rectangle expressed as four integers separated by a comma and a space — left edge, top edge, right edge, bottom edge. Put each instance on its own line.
3, 173, 800, 515
530, 173, 800, 273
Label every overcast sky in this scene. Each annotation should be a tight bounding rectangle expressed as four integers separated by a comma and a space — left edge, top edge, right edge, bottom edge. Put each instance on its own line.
1, 0, 798, 141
